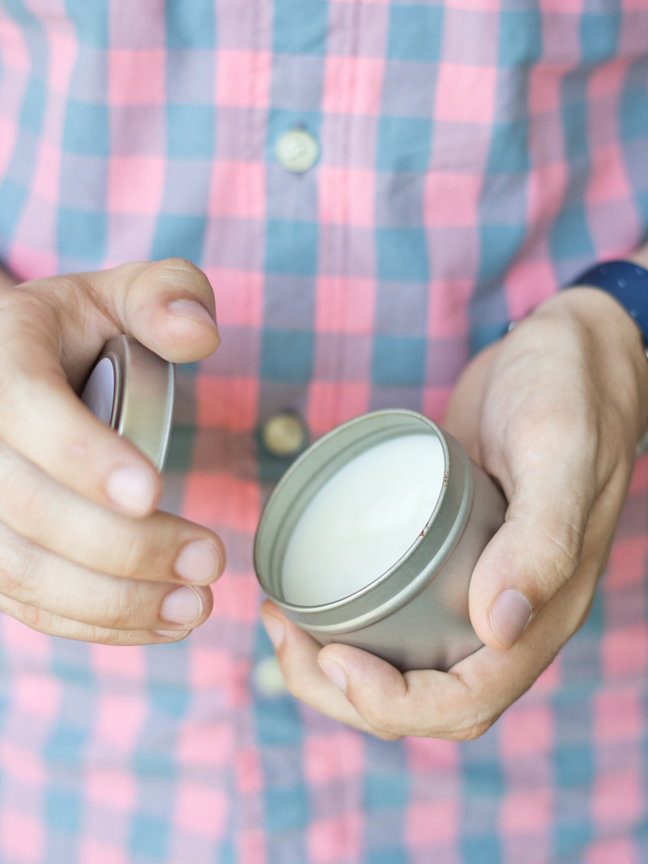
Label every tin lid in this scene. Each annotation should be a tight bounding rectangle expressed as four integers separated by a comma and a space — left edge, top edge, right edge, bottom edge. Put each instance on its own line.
81, 335, 175, 472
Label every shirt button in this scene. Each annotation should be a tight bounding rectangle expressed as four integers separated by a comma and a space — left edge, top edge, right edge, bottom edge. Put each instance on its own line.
253, 656, 287, 697
276, 128, 319, 174
261, 412, 307, 457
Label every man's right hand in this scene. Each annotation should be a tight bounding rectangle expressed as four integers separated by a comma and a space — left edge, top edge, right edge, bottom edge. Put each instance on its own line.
0, 258, 225, 644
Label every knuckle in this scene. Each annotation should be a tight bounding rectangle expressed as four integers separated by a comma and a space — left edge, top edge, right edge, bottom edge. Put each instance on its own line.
532, 518, 583, 594
98, 579, 141, 630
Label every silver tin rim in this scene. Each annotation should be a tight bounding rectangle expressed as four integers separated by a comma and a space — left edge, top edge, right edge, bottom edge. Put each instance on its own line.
95, 335, 175, 471
254, 409, 474, 635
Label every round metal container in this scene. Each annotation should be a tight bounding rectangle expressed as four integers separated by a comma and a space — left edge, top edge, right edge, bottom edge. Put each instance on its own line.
254, 410, 507, 672
81, 335, 175, 471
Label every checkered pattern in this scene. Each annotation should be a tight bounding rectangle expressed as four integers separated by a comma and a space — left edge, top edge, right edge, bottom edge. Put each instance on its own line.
1, 0, 648, 861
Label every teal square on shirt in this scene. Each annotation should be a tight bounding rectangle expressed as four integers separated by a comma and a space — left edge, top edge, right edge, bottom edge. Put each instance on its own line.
377, 117, 432, 174
273, 0, 329, 55
131, 813, 169, 859
372, 335, 426, 387
486, 120, 530, 174
261, 329, 314, 382
549, 207, 594, 261
64, 0, 109, 47
376, 228, 429, 282
498, 10, 542, 67
266, 220, 318, 276
166, 0, 216, 49
152, 215, 206, 265
46, 789, 80, 832
580, 13, 620, 64
63, 101, 109, 156
58, 207, 106, 263
167, 105, 215, 159
387, 6, 443, 62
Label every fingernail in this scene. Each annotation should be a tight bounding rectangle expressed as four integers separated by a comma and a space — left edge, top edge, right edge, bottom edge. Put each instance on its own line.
174, 540, 221, 583
318, 659, 347, 695
106, 465, 156, 515
261, 613, 285, 651
167, 299, 217, 330
155, 630, 190, 639
490, 589, 533, 647
161, 586, 203, 625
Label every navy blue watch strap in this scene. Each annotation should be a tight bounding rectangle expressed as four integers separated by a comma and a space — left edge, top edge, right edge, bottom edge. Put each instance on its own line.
570, 260, 648, 345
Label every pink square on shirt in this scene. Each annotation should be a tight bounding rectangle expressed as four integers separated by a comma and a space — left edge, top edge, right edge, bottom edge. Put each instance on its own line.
8, 244, 58, 282
91, 644, 146, 681
586, 143, 631, 204
593, 686, 643, 742
107, 156, 166, 214
304, 731, 364, 782
236, 748, 264, 795
216, 50, 272, 108
184, 474, 261, 534
605, 536, 648, 589
585, 838, 639, 864
589, 58, 629, 100
424, 172, 482, 227
308, 812, 362, 864
600, 623, 648, 680
405, 800, 459, 845
209, 161, 265, 219
307, 381, 370, 435
0, 115, 18, 179
176, 783, 229, 837
79, 839, 129, 864
500, 704, 553, 757
94, 694, 147, 752
203, 268, 263, 328
322, 56, 384, 116
503, 258, 557, 321
48, 29, 78, 95
0, 810, 44, 863
196, 376, 259, 432
32, 139, 61, 204
421, 386, 452, 425
239, 831, 267, 864
444, 0, 500, 9
0, 741, 46, 786
427, 278, 473, 337
538, 0, 583, 12
406, 737, 458, 773
435, 64, 497, 124
16, 673, 60, 719
0, 16, 29, 72
108, 49, 165, 105
592, 768, 643, 828
86, 768, 137, 812
314, 276, 375, 334
177, 722, 233, 768
500, 789, 552, 834
319, 167, 375, 227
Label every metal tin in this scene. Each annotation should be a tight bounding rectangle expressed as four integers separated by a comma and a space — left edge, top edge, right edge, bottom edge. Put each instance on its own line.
81, 335, 175, 471
254, 410, 506, 672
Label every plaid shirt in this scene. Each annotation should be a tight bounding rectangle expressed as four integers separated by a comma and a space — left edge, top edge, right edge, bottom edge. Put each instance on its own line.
1, 1, 648, 862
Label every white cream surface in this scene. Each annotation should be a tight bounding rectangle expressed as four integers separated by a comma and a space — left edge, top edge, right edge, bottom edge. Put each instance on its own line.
281, 433, 445, 606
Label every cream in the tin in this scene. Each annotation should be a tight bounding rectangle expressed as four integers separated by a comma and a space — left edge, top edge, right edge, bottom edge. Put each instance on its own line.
281, 434, 446, 606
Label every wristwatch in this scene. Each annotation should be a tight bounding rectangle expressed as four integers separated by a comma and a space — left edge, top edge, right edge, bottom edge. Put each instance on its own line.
570, 259, 648, 455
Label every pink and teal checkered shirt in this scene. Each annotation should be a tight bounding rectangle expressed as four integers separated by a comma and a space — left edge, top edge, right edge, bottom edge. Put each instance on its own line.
1, 1, 648, 862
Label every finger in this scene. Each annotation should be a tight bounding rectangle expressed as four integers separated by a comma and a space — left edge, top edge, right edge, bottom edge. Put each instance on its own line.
260, 601, 400, 739
0, 260, 219, 516
317, 550, 597, 740
87, 258, 220, 366
0, 594, 193, 646
0, 521, 213, 632
0, 440, 225, 584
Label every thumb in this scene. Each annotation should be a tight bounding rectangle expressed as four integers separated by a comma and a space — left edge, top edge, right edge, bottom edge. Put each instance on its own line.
469, 464, 591, 650
91, 258, 220, 364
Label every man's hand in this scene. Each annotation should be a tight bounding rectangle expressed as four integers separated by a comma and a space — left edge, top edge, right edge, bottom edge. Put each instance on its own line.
261, 285, 648, 739
0, 258, 225, 645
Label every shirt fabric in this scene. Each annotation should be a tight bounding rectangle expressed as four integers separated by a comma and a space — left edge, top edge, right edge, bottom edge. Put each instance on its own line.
1, 1, 648, 862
